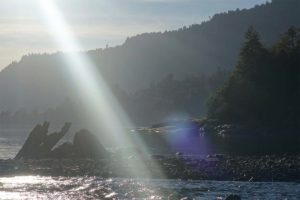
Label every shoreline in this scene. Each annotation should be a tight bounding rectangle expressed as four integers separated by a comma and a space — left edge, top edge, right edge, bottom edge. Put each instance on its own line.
0, 155, 299, 182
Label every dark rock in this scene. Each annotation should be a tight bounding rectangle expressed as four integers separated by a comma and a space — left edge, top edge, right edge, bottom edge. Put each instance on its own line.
15, 122, 71, 159
50, 142, 75, 158
15, 122, 49, 159
15, 122, 107, 159
73, 129, 107, 158
226, 194, 241, 200
39, 123, 72, 157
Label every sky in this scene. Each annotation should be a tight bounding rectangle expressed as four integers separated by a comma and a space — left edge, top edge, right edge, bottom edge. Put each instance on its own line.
0, 0, 268, 70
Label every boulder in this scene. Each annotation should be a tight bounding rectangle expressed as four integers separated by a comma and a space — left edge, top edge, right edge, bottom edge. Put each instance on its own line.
15, 122, 71, 159
15, 122, 107, 159
73, 129, 107, 158
38, 123, 71, 157
50, 142, 75, 158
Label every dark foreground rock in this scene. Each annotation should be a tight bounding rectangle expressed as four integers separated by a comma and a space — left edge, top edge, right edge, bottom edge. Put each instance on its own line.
15, 122, 71, 159
15, 122, 107, 159
1, 155, 299, 182
50, 129, 107, 158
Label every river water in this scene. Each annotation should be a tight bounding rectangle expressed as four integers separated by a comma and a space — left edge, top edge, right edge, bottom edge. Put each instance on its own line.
0, 176, 299, 199
0, 127, 299, 199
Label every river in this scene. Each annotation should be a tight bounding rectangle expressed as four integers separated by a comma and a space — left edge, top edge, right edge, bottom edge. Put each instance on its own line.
0, 176, 299, 199
0, 127, 299, 199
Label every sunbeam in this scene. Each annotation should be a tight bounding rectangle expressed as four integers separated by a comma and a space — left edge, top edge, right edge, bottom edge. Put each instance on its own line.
37, 0, 165, 179
38, 0, 127, 145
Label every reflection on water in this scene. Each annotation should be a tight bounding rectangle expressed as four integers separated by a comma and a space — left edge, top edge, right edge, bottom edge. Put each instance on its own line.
0, 128, 30, 159
0, 176, 299, 199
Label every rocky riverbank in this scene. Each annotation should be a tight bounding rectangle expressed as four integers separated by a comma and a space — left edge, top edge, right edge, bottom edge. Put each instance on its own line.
4, 122, 299, 182
0, 155, 299, 182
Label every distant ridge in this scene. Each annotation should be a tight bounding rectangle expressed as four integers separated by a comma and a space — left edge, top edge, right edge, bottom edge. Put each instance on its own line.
0, 0, 299, 112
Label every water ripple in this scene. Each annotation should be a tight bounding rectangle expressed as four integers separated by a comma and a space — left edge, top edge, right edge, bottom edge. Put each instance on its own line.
0, 176, 299, 199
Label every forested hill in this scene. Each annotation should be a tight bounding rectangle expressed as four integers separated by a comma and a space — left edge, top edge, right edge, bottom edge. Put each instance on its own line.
86, 0, 300, 91
208, 26, 300, 133
0, 0, 299, 114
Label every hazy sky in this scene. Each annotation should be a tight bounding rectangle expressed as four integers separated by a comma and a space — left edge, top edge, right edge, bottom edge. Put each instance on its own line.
0, 0, 268, 70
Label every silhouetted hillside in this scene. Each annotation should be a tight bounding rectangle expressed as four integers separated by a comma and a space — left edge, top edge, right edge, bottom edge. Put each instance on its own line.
208, 26, 300, 133
87, 0, 300, 90
0, 0, 299, 125
0, 68, 229, 126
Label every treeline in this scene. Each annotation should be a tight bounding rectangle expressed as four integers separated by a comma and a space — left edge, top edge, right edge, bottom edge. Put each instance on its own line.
0, 68, 229, 126
208, 26, 300, 133
122, 67, 228, 125
0, 98, 82, 126
0, 0, 298, 115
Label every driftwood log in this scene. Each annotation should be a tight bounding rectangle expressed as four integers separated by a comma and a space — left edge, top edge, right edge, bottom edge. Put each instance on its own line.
15, 122, 107, 159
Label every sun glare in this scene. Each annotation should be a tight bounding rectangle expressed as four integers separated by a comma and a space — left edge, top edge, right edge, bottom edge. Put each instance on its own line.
37, 0, 165, 178
38, 0, 128, 144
